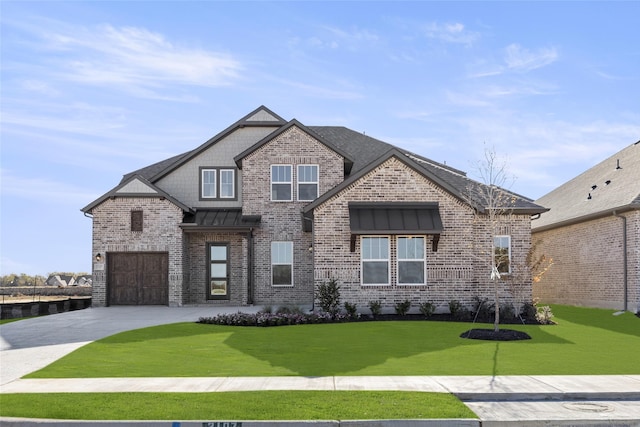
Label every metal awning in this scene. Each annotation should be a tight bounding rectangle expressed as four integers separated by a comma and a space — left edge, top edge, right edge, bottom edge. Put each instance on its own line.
348, 202, 443, 251
180, 209, 261, 232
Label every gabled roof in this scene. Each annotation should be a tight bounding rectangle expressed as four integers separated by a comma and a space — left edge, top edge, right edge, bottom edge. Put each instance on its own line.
234, 120, 355, 174
81, 174, 191, 214
301, 145, 545, 218
121, 106, 286, 184
533, 140, 640, 231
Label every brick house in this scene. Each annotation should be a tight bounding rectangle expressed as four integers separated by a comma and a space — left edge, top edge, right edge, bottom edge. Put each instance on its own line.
82, 106, 546, 312
532, 141, 640, 312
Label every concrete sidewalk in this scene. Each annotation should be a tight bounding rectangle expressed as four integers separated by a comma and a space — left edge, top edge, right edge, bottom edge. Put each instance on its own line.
2, 306, 640, 425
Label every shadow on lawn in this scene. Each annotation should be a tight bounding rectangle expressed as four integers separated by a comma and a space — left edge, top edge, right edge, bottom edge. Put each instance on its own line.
222, 321, 570, 376
97, 322, 227, 344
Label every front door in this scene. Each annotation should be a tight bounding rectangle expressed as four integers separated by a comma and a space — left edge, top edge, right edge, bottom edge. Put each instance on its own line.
208, 243, 230, 300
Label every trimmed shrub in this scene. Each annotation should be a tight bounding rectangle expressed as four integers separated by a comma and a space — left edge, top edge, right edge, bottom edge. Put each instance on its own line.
394, 300, 411, 316
419, 301, 435, 318
368, 300, 382, 318
344, 301, 358, 319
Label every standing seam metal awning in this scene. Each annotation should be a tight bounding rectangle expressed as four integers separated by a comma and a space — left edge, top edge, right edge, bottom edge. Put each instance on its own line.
180, 209, 261, 232
348, 202, 444, 251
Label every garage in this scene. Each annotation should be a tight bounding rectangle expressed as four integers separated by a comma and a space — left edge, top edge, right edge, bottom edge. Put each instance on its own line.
107, 252, 169, 305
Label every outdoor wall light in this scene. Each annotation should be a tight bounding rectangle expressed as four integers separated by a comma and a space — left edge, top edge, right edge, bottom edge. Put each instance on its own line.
95, 253, 103, 262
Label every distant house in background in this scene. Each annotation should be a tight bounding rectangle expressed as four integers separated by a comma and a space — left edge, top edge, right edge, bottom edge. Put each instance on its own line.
45, 275, 75, 287
532, 141, 640, 312
75, 275, 93, 286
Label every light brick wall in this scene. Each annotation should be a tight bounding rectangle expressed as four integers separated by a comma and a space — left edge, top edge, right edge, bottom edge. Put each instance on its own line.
313, 157, 533, 314
90, 197, 185, 307
533, 210, 640, 312
242, 126, 344, 306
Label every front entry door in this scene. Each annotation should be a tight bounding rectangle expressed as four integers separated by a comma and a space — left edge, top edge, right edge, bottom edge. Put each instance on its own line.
208, 243, 230, 300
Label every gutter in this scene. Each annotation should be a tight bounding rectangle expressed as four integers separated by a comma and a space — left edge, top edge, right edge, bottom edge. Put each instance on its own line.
532, 204, 638, 234
613, 211, 628, 312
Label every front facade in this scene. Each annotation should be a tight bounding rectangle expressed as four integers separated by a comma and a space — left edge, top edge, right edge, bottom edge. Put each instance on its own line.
82, 106, 545, 313
532, 141, 640, 312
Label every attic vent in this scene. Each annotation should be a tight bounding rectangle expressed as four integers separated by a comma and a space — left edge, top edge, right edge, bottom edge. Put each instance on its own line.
587, 193, 592, 200
616, 159, 622, 170
591, 185, 597, 190
605, 180, 611, 185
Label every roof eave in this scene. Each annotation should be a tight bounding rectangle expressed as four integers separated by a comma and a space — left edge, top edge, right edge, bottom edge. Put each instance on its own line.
532, 204, 639, 233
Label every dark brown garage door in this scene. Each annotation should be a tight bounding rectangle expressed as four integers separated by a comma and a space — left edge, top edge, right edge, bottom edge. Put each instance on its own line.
107, 252, 168, 305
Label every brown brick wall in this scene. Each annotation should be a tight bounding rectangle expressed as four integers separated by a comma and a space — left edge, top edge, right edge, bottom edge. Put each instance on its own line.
312, 157, 533, 314
533, 210, 640, 312
90, 197, 185, 307
241, 126, 344, 306
185, 232, 248, 305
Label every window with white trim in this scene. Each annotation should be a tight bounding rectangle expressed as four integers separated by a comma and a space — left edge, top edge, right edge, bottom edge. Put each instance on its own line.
200, 167, 236, 200
297, 165, 318, 201
271, 241, 293, 286
220, 169, 235, 199
397, 236, 426, 284
201, 169, 217, 199
493, 235, 511, 274
271, 165, 292, 201
361, 236, 390, 285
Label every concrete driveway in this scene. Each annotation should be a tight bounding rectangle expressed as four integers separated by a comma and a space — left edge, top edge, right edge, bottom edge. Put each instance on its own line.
0, 305, 260, 385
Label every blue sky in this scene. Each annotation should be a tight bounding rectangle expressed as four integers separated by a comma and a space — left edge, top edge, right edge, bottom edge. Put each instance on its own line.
1, 1, 639, 276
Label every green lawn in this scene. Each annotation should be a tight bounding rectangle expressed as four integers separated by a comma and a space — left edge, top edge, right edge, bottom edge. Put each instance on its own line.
2, 305, 638, 421
0, 391, 476, 420
27, 305, 640, 378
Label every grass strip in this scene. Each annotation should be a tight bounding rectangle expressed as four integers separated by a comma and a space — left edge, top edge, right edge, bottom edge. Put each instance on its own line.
27, 305, 640, 378
0, 391, 476, 420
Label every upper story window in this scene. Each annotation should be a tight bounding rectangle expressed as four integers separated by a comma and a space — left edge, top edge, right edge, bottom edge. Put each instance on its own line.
361, 236, 390, 285
220, 169, 235, 199
493, 235, 511, 274
271, 165, 292, 201
200, 167, 236, 201
297, 165, 318, 201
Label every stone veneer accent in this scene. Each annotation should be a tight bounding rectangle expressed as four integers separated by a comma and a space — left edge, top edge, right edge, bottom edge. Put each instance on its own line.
241, 126, 344, 306
533, 210, 639, 312
312, 157, 533, 314
90, 197, 185, 307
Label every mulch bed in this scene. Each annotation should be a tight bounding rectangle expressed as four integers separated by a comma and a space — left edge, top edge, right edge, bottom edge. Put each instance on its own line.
460, 328, 532, 341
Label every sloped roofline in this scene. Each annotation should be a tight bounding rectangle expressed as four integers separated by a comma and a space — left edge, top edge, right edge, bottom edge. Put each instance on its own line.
149, 105, 287, 182
81, 174, 192, 214
302, 148, 476, 216
233, 119, 355, 173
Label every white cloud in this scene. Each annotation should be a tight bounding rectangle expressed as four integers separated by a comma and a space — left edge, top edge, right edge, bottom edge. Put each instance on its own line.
505, 43, 558, 72
13, 20, 243, 96
0, 169, 99, 204
423, 22, 479, 45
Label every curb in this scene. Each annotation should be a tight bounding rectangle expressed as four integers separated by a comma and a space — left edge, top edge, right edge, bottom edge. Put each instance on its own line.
0, 419, 481, 427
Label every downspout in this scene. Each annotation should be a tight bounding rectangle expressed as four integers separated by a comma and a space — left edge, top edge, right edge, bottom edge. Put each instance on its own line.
613, 211, 628, 312
247, 228, 254, 305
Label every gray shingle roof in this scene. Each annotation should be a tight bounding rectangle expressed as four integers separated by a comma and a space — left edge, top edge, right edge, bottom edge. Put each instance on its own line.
105, 107, 545, 215
533, 140, 640, 231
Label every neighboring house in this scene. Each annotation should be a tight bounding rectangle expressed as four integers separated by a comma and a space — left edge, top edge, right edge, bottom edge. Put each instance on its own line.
532, 141, 640, 312
81, 106, 546, 312
75, 275, 93, 286
45, 275, 75, 287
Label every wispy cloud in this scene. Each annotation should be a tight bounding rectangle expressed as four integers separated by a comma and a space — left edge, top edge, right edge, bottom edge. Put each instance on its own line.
423, 22, 479, 45
0, 169, 99, 204
504, 43, 558, 72
9, 19, 243, 97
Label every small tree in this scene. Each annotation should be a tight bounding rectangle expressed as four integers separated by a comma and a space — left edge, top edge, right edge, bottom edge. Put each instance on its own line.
466, 145, 516, 332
